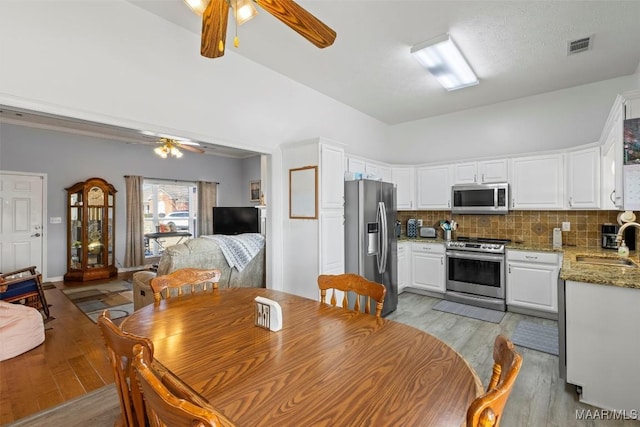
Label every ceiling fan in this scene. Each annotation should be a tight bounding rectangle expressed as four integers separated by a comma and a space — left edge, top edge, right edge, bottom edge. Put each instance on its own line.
184, 0, 337, 58
154, 137, 205, 158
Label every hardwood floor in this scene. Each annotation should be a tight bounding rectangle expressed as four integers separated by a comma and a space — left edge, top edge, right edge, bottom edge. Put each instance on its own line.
0, 274, 132, 425
2, 282, 637, 426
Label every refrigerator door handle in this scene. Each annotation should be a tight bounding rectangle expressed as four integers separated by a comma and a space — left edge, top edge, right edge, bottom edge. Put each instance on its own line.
377, 201, 388, 274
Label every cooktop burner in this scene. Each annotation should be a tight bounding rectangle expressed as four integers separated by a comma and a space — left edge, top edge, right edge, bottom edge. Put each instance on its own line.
456, 236, 512, 244
446, 236, 511, 253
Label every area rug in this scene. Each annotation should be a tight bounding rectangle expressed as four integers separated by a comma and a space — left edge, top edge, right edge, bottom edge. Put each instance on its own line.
61, 280, 133, 323
511, 320, 559, 356
432, 300, 506, 323
42, 282, 56, 290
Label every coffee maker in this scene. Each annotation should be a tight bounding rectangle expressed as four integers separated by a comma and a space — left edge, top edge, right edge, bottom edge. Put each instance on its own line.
601, 224, 636, 250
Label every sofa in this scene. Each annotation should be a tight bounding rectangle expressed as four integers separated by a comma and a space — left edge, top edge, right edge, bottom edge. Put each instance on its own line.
133, 235, 265, 310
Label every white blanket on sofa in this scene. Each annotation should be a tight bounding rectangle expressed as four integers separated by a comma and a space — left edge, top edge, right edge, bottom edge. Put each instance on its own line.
202, 233, 265, 272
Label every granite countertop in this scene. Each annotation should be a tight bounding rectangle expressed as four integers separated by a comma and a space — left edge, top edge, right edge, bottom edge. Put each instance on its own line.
397, 236, 640, 290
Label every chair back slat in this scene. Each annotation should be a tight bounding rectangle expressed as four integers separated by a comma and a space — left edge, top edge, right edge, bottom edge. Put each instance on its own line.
98, 310, 154, 427
150, 268, 221, 302
132, 344, 235, 427
317, 274, 386, 318
466, 335, 523, 427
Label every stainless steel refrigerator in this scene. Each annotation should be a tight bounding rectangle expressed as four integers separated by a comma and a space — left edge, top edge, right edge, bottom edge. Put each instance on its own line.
344, 179, 398, 316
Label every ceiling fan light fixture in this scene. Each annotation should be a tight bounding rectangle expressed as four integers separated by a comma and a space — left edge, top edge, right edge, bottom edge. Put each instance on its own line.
154, 138, 184, 159
411, 34, 479, 91
233, 0, 258, 25
183, 0, 209, 16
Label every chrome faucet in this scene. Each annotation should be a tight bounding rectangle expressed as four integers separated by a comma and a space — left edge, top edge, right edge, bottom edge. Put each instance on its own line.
616, 221, 640, 245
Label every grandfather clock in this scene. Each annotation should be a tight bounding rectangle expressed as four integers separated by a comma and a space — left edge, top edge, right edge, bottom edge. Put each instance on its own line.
64, 178, 117, 281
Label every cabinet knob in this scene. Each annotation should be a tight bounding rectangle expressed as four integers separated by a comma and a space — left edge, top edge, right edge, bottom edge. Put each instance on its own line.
474, 174, 477, 183
481, 173, 485, 182
568, 197, 573, 207
31, 233, 41, 237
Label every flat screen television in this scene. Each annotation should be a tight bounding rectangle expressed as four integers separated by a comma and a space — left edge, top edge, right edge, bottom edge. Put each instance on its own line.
212, 206, 259, 235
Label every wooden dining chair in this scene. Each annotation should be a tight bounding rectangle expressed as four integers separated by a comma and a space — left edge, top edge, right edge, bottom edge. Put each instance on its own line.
150, 268, 222, 302
132, 343, 236, 427
317, 273, 386, 318
97, 310, 154, 427
466, 335, 523, 427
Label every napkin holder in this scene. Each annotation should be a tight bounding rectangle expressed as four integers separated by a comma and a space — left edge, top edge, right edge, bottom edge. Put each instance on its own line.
254, 296, 282, 332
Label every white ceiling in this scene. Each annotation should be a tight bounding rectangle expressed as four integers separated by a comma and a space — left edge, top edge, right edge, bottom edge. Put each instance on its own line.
129, 0, 640, 125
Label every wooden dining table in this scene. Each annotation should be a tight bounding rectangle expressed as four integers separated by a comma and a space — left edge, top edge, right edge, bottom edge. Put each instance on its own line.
121, 288, 483, 426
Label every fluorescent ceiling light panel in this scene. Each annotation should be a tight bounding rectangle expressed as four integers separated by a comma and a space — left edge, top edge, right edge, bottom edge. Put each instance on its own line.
411, 34, 479, 91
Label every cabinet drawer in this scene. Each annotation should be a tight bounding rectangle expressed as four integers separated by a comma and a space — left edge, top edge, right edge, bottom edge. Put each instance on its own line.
412, 242, 445, 254
507, 250, 558, 264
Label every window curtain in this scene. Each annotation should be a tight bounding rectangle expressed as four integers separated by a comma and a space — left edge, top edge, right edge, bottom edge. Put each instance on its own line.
197, 181, 217, 236
124, 175, 145, 267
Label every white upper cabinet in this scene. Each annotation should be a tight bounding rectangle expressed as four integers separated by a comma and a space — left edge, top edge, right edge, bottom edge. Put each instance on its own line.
320, 144, 345, 209
453, 159, 508, 184
416, 165, 452, 210
479, 159, 509, 183
366, 162, 392, 182
453, 162, 478, 184
392, 167, 415, 210
567, 146, 600, 209
345, 156, 366, 178
511, 154, 564, 209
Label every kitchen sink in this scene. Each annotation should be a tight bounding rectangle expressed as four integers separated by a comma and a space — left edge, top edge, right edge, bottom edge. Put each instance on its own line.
575, 255, 638, 268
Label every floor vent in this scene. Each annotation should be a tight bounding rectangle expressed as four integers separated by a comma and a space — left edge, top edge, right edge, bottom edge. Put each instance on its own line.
567, 37, 591, 55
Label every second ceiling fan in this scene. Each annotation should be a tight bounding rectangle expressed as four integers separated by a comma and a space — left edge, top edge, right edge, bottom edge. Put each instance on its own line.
184, 0, 337, 58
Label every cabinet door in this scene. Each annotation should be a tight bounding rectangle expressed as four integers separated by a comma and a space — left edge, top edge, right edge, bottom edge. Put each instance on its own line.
397, 242, 409, 293
319, 210, 344, 275
346, 156, 366, 175
376, 164, 393, 183
410, 243, 445, 293
320, 144, 345, 209
506, 261, 558, 313
567, 147, 600, 209
453, 162, 478, 184
479, 159, 508, 183
416, 165, 452, 210
392, 167, 415, 210
511, 154, 564, 209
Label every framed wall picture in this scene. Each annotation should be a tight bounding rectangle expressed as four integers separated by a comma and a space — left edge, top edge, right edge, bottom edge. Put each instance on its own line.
289, 166, 318, 219
250, 180, 261, 202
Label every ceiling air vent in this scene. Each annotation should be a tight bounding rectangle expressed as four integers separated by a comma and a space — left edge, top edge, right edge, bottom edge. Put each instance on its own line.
567, 36, 592, 55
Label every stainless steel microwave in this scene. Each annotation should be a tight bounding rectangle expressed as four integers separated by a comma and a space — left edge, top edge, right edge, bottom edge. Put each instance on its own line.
451, 183, 509, 214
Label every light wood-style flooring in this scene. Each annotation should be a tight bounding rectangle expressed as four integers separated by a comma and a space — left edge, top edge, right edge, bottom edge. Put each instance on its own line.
2, 281, 637, 426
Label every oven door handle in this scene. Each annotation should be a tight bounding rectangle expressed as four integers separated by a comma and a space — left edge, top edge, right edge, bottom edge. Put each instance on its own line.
446, 250, 504, 262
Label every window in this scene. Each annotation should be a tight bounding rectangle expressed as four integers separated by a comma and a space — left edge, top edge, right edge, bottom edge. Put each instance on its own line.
143, 180, 197, 257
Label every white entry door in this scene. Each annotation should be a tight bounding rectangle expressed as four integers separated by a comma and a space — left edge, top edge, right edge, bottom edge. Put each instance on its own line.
0, 172, 45, 275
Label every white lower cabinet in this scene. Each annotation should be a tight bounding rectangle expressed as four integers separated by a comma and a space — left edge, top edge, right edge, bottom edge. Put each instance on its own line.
566, 280, 640, 411
506, 250, 560, 315
397, 241, 409, 293
410, 242, 445, 294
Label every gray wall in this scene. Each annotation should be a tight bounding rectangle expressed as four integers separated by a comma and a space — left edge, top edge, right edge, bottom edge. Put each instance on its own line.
0, 123, 260, 278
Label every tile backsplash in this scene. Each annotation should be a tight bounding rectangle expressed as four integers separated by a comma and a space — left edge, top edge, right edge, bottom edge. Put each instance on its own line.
397, 210, 634, 250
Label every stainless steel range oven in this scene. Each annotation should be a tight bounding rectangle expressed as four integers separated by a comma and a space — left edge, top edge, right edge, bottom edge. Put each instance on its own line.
444, 237, 510, 311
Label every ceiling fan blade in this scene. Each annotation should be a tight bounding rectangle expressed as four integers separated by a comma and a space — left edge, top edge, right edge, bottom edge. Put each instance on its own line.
179, 144, 205, 154
201, 0, 229, 58
255, 0, 336, 49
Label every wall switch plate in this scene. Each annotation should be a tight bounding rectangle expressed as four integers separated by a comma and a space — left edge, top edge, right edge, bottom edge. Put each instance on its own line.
417, 219, 423, 226
562, 221, 570, 231
50, 217, 62, 224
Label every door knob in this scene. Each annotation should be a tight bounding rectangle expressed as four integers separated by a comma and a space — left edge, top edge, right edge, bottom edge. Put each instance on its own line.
31, 233, 41, 237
